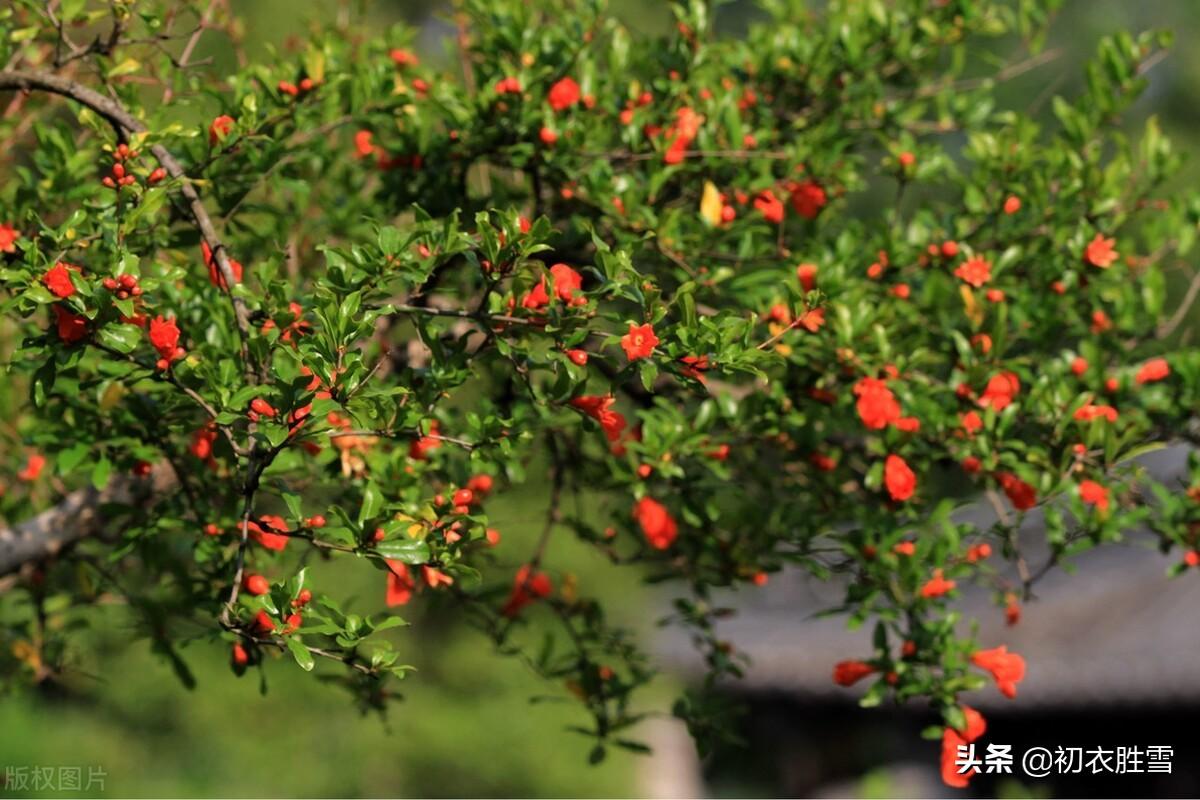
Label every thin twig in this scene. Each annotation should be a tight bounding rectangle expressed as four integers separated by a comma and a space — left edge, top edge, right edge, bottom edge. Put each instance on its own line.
1157, 268, 1200, 340
163, 0, 217, 102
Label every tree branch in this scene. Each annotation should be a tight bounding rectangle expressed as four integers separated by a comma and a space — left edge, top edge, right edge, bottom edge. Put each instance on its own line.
0, 69, 252, 351
0, 463, 176, 578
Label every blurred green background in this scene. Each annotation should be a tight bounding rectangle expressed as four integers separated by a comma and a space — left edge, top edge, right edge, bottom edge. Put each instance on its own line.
3, 1, 1200, 797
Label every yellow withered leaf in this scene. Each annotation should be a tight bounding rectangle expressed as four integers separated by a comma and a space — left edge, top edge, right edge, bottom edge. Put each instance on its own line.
99, 381, 126, 411
960, 285, 983, 327
700, 180, 723, 227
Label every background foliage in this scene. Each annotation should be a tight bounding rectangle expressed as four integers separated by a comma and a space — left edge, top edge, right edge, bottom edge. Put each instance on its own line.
2, 0, 1199, 797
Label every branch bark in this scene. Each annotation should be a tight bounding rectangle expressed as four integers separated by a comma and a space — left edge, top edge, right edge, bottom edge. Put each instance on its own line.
0, 463, 176, 578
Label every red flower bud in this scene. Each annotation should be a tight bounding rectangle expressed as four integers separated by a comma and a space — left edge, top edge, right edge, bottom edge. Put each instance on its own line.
250, 398, 277, 418
253, 610, 275, 634
232, 643, 249, 666
244, 574, 270, 596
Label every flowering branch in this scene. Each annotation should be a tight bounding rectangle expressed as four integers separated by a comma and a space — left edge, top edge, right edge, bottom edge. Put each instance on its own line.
0, 69, 253, 355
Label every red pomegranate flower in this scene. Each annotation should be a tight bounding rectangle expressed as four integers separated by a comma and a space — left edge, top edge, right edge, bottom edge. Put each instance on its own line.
249, 514, 290, 551
633, 496, 677, 549
662, 106, 702, 164
547, 76, 581, 111
941, 728, 975, 788
832, 659, 874, 686
1074, 402, 1118, 423
148, 315, 180, 360
1079, 479, 1110, 511
919, 568, 956, 598
570, 395, 627, 442
202, 242, 244, 289
960, 411, 983, 435
753, 189, 784, 224
43, 263, 76, 298
354, 130, 376, 158
421, 565, 454, 588
385, 561, 414, 607
971, 645, 1026, 699
853, 377, 901, 430
1135, 357, 1169, 385
208, 114, 235, 145
0, 222, 18, 253
621, 322, 659, 361
884, 454, 916, 501
788, 180, 826, 219
796, 262, 818, 291
549, 263, 585, 305
17, 453, 46, 482
1084, 233, 1119, 268
996, 471, 1037, 511
501, 564, 554, 617
953, 255, 992, 288
53, 305, 88, 344
978, 371, 1020, 411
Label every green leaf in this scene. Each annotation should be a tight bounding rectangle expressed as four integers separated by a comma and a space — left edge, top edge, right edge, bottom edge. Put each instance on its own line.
107, 58, 141, 78
373, 538, 430, 564
97, 324, 141, 354
286, 636, 315, 671
57, 442, 90, 473
358, 481, 384, 524
370, 616, 409, 633
59, 0, 86, 20
639, 361, 658, 392
378, 226, 403, 255
23, 284, 57, 304
282, 493, 303, 520
943, 705, 966, 734
90, 457, 112, 490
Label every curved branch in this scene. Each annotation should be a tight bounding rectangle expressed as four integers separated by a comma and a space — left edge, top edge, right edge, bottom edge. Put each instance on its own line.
0, 463, 177, 578
1158, 267, 1200, 340
0, 69, 252, 345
